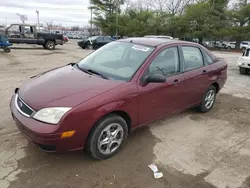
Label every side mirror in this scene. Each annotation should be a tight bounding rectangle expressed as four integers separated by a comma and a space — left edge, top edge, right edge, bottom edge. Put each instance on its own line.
142, 73, 166, 85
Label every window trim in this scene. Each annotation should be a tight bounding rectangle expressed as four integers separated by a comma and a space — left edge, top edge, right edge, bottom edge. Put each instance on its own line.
146, 46, 182, 77
180, 45, 205, 72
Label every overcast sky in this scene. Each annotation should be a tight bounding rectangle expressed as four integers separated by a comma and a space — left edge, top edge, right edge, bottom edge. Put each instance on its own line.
0, 0, 91, 27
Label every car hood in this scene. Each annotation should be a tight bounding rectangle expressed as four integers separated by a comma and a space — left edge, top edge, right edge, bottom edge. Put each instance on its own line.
18, 65, 123, 110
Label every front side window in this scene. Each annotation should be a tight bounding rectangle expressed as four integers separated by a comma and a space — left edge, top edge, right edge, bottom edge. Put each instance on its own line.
182, 46, 204, 71
149, 47, 180, 76
77, 42, 155, 81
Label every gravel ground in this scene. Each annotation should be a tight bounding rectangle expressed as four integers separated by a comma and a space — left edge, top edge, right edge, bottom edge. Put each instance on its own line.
0, 40, 250, 188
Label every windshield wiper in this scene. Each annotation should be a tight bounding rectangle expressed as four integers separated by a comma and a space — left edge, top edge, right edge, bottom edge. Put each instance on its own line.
75, 63, 92, 75
87, 69, 108, 79
74, 64, 108, 79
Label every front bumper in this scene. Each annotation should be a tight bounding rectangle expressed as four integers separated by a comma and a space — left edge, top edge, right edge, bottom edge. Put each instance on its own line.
10, 94, 83, 152
238, 62, 250, 69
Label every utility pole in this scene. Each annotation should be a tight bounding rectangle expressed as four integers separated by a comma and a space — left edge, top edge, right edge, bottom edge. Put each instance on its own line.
115, 0, 119, 39
36, 10, 40, 31
88, 6, 94, 37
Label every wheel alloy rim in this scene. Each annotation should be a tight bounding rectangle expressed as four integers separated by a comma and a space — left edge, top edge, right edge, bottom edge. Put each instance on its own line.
48, 42, 53, 49
205, 90, 215, 109
97, 123, 124, 155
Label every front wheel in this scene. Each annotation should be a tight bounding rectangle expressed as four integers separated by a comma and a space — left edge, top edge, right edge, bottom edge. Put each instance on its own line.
86, 44, 93, 50
86, 114, 128, 160
198, 85, 217, 113
239, 67, 249, 75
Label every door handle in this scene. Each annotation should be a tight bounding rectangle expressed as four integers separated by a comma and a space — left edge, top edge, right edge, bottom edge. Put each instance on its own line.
202, 70, 207, 75
173, 79, 179, 85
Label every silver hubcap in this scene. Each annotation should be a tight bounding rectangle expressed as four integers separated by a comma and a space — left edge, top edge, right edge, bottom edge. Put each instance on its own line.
205, 89, 215, 109
97, 123, 124, 155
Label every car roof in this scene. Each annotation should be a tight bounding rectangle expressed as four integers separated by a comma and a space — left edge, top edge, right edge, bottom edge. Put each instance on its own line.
118, 37, 196, 47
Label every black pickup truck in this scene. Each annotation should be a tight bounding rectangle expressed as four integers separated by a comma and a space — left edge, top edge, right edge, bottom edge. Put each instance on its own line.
5, 24, 64, 50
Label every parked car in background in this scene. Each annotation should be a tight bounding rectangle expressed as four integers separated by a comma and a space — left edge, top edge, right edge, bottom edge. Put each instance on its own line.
144, 35, 173, 39
238, 48, 250, 74
240, 41, 250, 50
77, 36, 113, 50
10, 38, 227, 160
226, 42, 236, 49
63, 36, 69, 43
6, 24, 64, 50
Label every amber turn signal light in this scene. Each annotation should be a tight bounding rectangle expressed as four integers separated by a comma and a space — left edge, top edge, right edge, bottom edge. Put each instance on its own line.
61, 130, 75, 139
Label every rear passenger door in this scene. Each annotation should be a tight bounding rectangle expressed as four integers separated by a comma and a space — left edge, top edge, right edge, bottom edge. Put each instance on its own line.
180, 45, 211, 106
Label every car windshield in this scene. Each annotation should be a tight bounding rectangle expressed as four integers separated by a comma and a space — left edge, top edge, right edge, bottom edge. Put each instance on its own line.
77, 41, 155, 81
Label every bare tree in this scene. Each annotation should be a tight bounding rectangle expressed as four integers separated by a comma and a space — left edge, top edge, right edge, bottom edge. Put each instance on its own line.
16, 13, 28, 23
130, 0, 195, 15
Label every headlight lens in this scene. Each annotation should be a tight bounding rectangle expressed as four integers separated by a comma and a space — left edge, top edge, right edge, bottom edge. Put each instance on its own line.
33, 107, 71, 124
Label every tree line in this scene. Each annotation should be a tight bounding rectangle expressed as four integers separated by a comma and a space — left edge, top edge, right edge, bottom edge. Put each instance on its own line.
90, 0, 250, 48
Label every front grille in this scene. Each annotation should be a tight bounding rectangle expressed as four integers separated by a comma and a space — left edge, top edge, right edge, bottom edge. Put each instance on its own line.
15, 95, 34, 117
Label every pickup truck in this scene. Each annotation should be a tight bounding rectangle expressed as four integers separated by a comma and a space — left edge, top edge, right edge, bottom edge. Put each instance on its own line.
5, 24, 64, 50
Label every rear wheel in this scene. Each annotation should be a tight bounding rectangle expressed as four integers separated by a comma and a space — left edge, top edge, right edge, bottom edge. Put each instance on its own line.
45, 41, 55, 50
198, 85, 217, 113
86, 114, 128, 160
239, 67, 249, 75
3, 47, 10, 53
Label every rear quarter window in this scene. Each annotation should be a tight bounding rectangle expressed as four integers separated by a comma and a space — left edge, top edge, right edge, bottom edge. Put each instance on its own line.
203, 51, 214, 64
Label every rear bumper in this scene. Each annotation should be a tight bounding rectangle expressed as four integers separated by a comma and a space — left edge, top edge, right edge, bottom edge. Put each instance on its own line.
10, 94, 84, 152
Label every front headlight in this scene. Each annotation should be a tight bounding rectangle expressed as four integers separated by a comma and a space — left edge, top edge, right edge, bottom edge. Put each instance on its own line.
33, 107, 71, 124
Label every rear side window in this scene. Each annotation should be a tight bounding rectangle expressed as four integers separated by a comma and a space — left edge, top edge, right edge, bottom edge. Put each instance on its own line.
182, 46, 204, 71
96, 37, 103, 42
103, 37, 111, 42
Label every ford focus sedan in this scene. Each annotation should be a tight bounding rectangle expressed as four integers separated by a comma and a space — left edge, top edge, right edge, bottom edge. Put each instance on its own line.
10, 38, 227, 160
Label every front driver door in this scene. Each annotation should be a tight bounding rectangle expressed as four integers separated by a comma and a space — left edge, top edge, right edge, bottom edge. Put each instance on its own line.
138, 46, 187, 125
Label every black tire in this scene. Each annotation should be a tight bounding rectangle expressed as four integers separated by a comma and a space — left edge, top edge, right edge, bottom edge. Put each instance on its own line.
239, 67, 249, 75
86, 114, 128, 160
3, 47, 10, 53
45, 41, 55, 50
198, 85, 217, 113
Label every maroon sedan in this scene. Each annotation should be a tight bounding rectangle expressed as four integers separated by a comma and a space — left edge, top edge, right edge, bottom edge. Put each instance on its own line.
10, 38, 227, 159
